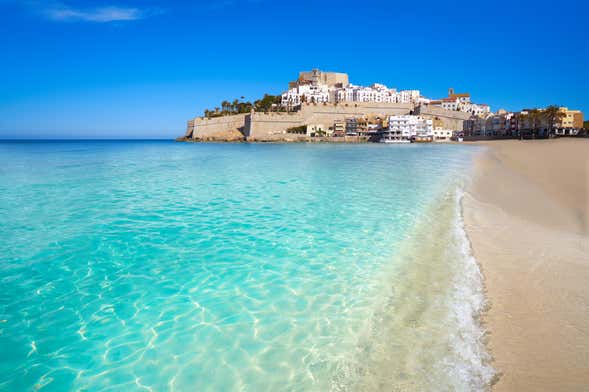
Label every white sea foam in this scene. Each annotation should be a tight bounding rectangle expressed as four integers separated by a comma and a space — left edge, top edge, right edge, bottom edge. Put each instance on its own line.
441, 187, 495, 390
334, 184, 495, 391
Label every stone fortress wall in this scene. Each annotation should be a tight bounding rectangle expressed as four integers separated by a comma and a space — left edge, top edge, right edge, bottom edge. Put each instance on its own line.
247, 102, 414, 141
302, 101, 412, 125
186, 114, 248, 141
247, 112, 307, 141
186, 102, 469, 142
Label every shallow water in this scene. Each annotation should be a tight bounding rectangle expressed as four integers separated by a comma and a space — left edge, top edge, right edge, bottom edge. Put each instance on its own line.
0, 141, 491, 391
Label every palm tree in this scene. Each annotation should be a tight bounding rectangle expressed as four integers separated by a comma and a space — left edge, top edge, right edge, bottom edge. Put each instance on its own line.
542, 105, 565, 137
517, 112, 528, 140
519, 109, 541, 138
221, 100, 229, 115
529, 109, 542, 138
232, 99, 239, 114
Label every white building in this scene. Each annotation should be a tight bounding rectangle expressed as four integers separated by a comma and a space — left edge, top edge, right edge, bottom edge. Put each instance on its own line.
281, 73, 425, 108
334, 85, 422, 104
433, 98, 490, 115
440, 98, 460, 111
306, 124, 329, 136
335, 85, 356, 102
433, 127, 454, 141
462, 102, 491, 116
383, 115, 433, 141
396, 90, 421, 104
356, 86, 383, 102
334, 83, 398, 103
281, 83, 330, 107
431, 89, 491, 115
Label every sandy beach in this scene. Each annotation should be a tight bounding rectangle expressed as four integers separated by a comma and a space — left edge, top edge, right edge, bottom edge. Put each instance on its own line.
464, 138, 589, 391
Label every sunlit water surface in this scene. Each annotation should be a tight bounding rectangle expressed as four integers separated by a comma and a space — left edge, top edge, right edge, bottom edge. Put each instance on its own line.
0, 141, 492, 391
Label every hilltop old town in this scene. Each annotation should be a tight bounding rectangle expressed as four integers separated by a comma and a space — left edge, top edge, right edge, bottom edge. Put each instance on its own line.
180, 69, 585, 143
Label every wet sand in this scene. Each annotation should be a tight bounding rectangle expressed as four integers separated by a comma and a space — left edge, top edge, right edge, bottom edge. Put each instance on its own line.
463, 138, 589, 391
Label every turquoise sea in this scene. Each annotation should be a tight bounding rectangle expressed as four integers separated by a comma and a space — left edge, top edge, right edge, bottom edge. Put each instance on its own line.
0, 141, 493, 391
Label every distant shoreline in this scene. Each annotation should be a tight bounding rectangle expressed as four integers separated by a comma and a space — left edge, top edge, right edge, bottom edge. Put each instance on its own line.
176, 136, 468, 144
0, 139, 173, 142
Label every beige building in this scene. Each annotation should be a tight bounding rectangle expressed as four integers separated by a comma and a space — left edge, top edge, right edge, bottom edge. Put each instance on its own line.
447, 88, 471, 103
333, 120, 346, 136
292, 69, 349, 88
558, 107, 584, 129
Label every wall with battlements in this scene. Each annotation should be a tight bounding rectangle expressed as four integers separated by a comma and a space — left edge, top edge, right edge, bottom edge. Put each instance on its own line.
302, 101, 412, 124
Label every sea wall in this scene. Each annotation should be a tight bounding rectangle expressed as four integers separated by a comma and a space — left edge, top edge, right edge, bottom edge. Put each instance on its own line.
187, 102, 415, 142
187, 114, 247, 141
246, 102, 413, 141
247, 112, 307, 141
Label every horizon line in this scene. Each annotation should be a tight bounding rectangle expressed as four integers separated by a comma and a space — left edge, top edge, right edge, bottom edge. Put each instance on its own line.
0, 138, 174, 141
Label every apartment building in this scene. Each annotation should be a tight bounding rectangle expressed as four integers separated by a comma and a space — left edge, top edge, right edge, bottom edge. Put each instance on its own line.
384, 115, 433, 141
558, 107, 584, 129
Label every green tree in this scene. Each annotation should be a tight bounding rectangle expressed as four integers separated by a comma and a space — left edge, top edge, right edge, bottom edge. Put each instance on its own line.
254, 94, 280, 112
203, 93, 288, 117
542, 105, 566, 137
529, 109, 542, 132
517, 109, 540, 139
521, 109, 542, 138
517, 112, 528, 139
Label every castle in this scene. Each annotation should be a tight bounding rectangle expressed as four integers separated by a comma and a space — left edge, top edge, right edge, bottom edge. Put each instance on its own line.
182, 70, 477, 142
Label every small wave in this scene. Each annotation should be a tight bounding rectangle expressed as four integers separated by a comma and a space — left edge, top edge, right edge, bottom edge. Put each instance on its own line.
443, 187, 495, 390
333, 184, 495, 391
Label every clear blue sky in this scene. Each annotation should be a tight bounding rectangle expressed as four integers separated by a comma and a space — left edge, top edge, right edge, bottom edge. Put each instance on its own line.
1, 0, 587, 139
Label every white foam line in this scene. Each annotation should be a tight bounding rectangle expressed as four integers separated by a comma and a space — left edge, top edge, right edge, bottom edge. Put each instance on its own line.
450, 186, 495, 390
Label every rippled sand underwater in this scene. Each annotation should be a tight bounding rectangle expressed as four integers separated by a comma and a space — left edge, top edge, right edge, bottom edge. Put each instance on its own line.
340, 188, 494, 391
0, 141, 491, 391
